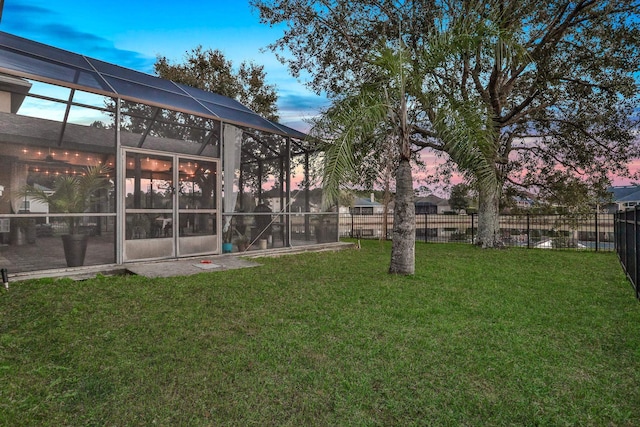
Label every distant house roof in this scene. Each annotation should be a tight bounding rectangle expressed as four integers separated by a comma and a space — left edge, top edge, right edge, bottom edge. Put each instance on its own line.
618, 191, 640, 203
514, 196, 533, 204
608, 186, 640, 203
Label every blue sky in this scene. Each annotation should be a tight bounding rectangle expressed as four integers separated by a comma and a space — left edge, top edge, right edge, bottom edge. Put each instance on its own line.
0, 0, 327, 131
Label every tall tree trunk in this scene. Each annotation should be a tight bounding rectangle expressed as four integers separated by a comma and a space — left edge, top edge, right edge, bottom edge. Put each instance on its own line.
381, 161, 392, 241
476, 182, 502, 248
389, 158, 415, 274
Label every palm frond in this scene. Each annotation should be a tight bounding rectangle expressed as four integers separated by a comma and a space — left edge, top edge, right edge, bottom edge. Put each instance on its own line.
315, 41, 415, 209
432, 100, 498, 190
318, 90, 393, 209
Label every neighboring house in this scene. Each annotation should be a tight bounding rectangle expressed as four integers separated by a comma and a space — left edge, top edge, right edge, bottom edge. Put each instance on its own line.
262, 187, 323, 213
290, 197, 320, 213
340, 194, 385, 215
415, 194, 451, 214
606, 185, 640, 212
514, 196, 534, 210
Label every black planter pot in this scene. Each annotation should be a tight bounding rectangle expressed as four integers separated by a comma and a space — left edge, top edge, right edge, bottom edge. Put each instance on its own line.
62, 234, 89, 267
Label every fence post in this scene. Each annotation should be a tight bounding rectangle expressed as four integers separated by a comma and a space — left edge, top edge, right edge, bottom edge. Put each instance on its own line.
627, 209, 632, 295
471, 213, 475, 245
617, 211, 622, 264
424, 213, 428, 243
595, 210, 599, 252
633, 205, 640, 298
350, 212, 354, 238
614, 211, 618, 256
526, 213, 531, 249
613, 211, 615, 251
622, 209, 627, 273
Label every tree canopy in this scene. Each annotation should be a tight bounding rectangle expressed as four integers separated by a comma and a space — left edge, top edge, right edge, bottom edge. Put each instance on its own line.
253, 0, 640, 247
155, 46, 279, 121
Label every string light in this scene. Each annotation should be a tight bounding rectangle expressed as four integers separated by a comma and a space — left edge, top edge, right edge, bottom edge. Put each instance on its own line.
23, 150, 220, 190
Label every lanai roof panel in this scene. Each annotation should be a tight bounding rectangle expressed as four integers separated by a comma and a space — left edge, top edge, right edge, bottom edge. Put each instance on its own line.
200, 99, 284, 134
0, 41, 110, 92
177, 83, 256, 113
0, 31, 307, 140
103, 74, 216, 117
87, 57, 186, 95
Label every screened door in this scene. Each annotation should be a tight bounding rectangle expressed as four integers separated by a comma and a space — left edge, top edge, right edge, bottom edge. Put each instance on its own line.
123, 150, 219, 261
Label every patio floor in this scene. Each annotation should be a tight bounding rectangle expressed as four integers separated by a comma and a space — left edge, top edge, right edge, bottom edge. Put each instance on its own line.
5, 241, 354, 282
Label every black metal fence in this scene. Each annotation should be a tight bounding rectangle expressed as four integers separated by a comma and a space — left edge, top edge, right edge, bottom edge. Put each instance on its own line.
340, 212, 615, 251
614, 208, 640, 299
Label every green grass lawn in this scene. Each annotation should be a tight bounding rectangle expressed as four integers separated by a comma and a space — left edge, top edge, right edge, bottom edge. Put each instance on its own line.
1, 241, 639, 426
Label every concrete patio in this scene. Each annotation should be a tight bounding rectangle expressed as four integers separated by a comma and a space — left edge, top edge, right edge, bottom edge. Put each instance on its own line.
5, 241, 354, 282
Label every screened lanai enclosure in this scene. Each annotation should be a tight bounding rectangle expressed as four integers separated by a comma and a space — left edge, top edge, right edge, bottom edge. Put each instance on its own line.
0, 31, 336, 275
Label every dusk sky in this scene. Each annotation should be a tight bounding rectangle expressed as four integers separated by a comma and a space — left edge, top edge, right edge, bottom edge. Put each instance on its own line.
0, 0, 329, 132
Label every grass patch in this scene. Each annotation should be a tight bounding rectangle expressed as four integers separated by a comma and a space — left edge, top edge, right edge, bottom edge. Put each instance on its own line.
1, 241, 639, 425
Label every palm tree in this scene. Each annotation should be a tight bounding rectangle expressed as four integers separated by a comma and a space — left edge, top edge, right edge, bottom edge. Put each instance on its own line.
315, 34, 502, 274
25, 164, 112, 234
313, 44, 416, 275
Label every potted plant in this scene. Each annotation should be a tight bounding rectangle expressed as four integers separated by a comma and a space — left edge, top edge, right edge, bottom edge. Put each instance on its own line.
23, 164, 111, 267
